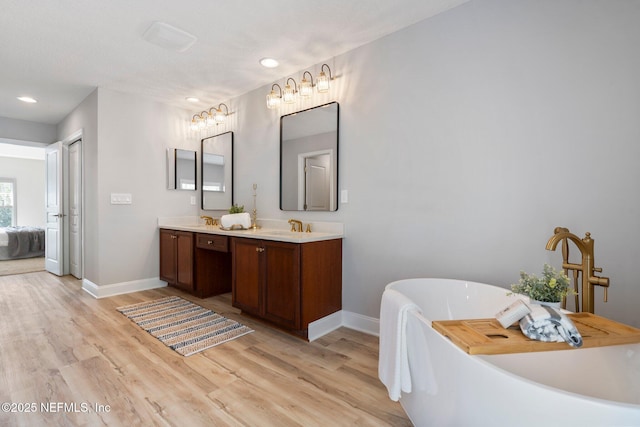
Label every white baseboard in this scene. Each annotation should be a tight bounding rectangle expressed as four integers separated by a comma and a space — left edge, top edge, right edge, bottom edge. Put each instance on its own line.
308, 311, 343, 341
342, 310, 380, 337
82, 277, 167, 299
308, 310, 379, 341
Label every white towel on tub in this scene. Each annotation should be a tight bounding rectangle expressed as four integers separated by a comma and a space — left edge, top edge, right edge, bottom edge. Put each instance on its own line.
379, 288, 422, 401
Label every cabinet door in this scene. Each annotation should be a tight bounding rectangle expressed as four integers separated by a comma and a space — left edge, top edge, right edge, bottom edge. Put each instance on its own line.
263, 241, 300, 330
175, 231, 194, 291
159, 229, 177, 284
232, 238, 262, 315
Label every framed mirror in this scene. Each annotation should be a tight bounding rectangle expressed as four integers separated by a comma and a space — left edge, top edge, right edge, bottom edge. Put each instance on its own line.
201, 131, 233, 210
167, 148, 196, 190
280, 102, 339, 211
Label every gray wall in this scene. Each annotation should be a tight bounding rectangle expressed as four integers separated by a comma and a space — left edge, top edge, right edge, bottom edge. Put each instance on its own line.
0, 117, 56, 145
56, 0, 640, 327
0, 156, 45, 227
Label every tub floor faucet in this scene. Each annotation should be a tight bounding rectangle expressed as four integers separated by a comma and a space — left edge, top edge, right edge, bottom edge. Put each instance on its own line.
545, 227, 610, 313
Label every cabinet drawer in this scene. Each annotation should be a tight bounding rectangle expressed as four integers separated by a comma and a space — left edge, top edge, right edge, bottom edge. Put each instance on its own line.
196, 234, 228, 252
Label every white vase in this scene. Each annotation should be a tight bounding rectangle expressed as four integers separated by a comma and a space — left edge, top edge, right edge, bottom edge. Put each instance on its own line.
532, 300, 561, 309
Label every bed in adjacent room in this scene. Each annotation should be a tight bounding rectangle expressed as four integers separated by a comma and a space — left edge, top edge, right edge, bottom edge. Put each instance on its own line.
0, 226, 45, 260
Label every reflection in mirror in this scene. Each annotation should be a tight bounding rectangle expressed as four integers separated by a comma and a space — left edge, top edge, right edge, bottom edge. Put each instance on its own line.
201, 131, 233, 210
167, 148, 197, 190
280, 102, 339, 211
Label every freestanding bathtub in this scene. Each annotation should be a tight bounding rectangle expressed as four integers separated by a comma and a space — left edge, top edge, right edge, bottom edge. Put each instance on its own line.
385, 278, 640, 427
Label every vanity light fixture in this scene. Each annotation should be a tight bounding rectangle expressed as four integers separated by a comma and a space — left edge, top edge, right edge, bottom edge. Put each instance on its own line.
265, 64, 337, 110
282, 78, 298, 104
190, 113, 202, 131
197, 111, 207, 130
191, 103, 232, 130
299, 71, 314, 98
316, 64, 332, 93
266, 84, 283, 109
213, 103, 229, 124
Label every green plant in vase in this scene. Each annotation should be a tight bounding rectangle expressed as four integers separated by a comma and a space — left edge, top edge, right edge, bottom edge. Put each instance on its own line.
229, 204, 244, 214
511, 263, 575, 303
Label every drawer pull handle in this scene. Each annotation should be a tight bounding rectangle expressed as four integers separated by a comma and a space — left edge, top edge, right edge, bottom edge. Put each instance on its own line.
207, 240, 213, 245
255, 247, 265, 253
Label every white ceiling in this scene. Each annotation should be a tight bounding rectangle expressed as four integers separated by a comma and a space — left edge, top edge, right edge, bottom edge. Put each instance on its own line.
0, 0, 468, 125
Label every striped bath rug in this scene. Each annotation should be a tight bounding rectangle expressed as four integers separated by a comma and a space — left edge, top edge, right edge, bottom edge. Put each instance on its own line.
117, 296, 253, 356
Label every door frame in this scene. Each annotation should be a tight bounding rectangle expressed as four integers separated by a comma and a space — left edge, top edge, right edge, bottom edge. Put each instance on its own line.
61, 129, 84, 278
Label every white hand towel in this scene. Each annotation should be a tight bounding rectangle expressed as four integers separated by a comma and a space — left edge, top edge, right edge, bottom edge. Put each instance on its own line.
378, 288, 422, 401
220, 212, 251, 229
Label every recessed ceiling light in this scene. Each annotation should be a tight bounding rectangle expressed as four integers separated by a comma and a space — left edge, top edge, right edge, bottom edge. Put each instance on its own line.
17, 96, 38, 103
185, 97, 200, 103
142, 21, 197, 52
259, 58, 279, 68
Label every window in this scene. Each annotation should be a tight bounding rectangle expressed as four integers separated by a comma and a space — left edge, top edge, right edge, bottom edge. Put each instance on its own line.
0, 178, 16, 227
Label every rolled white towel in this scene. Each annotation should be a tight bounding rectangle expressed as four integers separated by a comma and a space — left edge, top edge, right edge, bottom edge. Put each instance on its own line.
519, 304, 583, 348
220, 212, 251, 229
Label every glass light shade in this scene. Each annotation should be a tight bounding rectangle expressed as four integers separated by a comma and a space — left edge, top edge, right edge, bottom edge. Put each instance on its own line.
190, 119, 199, 131
299, 79, 313, 98
205, 112, 216, 127
316, 72, 330, 93
214, 108, 226, 123
266, 90, 281, 109
198, 117, 206, 129
282, 84, 296, 104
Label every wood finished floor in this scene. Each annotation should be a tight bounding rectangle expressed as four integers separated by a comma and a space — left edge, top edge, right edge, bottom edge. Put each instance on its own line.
0, 272, 411, 427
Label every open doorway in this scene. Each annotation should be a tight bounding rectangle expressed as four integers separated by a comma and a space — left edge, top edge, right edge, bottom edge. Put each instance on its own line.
0, 143, 46, 276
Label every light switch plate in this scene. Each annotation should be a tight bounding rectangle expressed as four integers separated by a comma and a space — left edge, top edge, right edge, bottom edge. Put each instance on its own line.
190, 196, 196, 205
111, 193, 132, 205
341, 189, 348, 203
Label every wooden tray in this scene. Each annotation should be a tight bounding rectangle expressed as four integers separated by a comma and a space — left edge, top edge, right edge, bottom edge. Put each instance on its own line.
432, 313, 640, 355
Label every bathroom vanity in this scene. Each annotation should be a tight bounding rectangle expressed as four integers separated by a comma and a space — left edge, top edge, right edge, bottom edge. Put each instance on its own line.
158, 220, 343, 339
159, 229, 231, 298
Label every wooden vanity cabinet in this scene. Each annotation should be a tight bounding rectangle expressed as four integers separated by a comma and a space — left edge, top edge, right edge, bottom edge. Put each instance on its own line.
194, 233, 231, 298
231, 237, 342, 338
159, 229, 194, 292
159, 229, 231, 298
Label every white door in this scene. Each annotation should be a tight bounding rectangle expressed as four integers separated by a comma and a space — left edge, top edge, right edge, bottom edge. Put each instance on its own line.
45, 142, 63, 275
305, 155, 330, 211
69, 141, 82, 278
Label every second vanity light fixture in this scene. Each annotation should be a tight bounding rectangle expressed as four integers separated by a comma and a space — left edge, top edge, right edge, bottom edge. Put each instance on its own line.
266, 64, 334, 109
190, 103, 231, 131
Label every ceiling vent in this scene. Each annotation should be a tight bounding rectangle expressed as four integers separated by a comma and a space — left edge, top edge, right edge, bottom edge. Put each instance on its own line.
142, 21, 197, 52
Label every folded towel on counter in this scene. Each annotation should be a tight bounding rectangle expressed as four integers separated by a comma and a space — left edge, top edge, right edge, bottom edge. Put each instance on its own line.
519, 304, 583, 348
220, 212, 251, 229
379, 288, 422, 401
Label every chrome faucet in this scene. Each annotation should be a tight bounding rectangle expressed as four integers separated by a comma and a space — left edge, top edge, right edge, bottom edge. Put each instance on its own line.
545, 227, 609, 313
288, 219, 303, 232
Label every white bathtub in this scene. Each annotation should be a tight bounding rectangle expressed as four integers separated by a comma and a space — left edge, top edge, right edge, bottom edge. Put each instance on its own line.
385, 278, 640, 427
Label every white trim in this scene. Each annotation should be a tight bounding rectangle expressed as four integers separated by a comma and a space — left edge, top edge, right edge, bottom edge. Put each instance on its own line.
307, 310, 380, 341
308, 310, 343, 341
82, 277, 167, 299
342, 310, 380, 337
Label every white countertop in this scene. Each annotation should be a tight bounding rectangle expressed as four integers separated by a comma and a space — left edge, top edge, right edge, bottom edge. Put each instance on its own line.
158, 217, 344, 244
